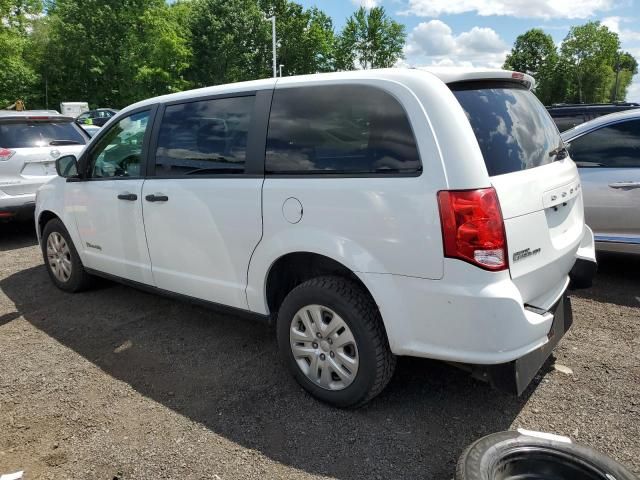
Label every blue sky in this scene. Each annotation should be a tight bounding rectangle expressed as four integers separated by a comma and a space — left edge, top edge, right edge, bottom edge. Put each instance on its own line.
297, 0, 640, 101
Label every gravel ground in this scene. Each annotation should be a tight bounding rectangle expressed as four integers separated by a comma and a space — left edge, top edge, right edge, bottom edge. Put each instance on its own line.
1, 220, 639, 480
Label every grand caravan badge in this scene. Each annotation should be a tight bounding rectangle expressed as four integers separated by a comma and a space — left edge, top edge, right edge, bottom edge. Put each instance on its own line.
513, 247, 541, 262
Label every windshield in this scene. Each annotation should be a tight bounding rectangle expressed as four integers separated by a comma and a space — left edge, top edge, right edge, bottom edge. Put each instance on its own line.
0, 121, 88, 148
451, 83, 562, 176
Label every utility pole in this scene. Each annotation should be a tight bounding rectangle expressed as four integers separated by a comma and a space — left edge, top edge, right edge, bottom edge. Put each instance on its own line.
265, 16, 277, 79
279, 64, 284, 77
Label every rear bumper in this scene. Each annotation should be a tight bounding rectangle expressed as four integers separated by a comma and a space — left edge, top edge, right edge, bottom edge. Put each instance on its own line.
360, 260, 567, 366
570, 225, 597, 289
474, 293, 572, 395
0, 197, 35, 219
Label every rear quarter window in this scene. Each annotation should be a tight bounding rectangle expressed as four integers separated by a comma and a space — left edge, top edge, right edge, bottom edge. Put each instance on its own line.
266, 84, 421, 175
451, 83, 562, 177
0, 121, 87, 148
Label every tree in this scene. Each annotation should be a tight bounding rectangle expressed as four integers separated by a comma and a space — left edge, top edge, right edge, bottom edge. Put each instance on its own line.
39, 0, 192, 109
336, 6, 405, 70
560, 21, 619, 103
132, 2, 193, 99
503, 28, 560, 105
259, 0, 337, 75
611, 52, 638, 102
0, 0, 42, 108
188, 0, 271, 87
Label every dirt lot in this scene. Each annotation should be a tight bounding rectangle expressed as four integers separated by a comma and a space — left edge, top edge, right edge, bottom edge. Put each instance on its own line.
1, 221, 639, 480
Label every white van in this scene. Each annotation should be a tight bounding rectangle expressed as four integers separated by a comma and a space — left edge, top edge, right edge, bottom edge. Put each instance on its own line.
60, 102, 89, 118
35, 68, 596, 407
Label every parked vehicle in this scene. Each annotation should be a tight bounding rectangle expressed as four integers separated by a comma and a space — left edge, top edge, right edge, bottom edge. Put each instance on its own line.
0, 111, 88, 219
562, 109, 640, 255
60, 102, 89, 118
76, 108, 119, 127
35, 68, 596, 407
547, 102, 640, 132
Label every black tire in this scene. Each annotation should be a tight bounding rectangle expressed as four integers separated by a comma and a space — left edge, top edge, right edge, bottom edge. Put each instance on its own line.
41, 218, 94, 292
456, 430, 637, 480
277, 275, 396, 408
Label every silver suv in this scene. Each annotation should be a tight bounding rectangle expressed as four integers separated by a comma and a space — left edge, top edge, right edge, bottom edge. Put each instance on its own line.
0, 111, 88, 219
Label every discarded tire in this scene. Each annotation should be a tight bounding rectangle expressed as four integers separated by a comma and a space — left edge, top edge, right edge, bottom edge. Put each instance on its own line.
456, 430, 638, 480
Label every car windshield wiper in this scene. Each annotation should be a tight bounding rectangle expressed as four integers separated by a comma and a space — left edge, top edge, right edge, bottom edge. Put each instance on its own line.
49, 140, 83, 146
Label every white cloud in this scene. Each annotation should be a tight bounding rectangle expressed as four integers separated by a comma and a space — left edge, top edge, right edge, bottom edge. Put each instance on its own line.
457, 27, 507, 53
602, 16, 640, 43
400, 0, 614, 20
351, 0, 379, 8
628, 79, 640, 102
405, 20, 456, 56
404, 20, 508, 69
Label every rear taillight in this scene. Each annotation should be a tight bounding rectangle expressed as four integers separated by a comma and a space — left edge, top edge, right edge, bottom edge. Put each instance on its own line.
437, 187, 508, 271
0, 148, 15, 161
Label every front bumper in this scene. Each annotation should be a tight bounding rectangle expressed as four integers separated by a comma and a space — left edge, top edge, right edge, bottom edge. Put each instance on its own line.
474, 292, 572, 395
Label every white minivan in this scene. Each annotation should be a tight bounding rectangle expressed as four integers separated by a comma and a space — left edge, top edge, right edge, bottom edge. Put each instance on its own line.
36, 68, 596, 407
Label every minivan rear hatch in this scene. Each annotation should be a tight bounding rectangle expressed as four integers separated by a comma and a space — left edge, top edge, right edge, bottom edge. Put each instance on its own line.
451, 81, 583, 307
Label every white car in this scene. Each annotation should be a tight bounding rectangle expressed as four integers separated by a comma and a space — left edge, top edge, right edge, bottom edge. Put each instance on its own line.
35, 68, 596, 407
0, 111, 88, 219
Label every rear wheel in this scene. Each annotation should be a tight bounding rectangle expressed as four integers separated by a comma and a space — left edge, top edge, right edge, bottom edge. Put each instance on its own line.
41, 218, 94, 292
277, 276, 395, 408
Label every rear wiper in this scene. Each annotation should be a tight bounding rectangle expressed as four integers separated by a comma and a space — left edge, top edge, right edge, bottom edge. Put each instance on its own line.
549, 146, 568, 160
49, 140, 82, 146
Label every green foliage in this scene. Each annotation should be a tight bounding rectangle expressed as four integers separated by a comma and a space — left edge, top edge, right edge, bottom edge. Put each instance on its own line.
188, 0, 271, 87
38, 0, 191, 109
3, 0, 638, 111
611, 52, 638, 102
560, 22, 619, 103
259, 0, 336, 75
505, 22, 638, 104
0, 0, 42, 107
336, 7, 405, 70
504, 29, 560, 104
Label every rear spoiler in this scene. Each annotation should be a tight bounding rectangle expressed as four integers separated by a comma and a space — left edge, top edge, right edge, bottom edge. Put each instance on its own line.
0, 115, 76, 123
418, 68, 535, 91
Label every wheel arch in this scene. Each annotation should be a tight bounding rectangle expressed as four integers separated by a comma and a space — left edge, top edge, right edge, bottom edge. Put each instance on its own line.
37, 210, 60, 239
263, 251, 379, 322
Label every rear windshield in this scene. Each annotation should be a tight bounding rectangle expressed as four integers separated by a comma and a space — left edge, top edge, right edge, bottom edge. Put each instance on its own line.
451, 83, 562, 176
0, 121, 87, 148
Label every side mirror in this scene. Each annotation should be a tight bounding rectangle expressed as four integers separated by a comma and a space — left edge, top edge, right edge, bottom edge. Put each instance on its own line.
55, 155, 79, 178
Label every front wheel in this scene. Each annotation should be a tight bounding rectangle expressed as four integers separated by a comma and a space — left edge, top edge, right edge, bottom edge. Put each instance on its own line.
277, 276, 396, 408
41, 218, 94, 292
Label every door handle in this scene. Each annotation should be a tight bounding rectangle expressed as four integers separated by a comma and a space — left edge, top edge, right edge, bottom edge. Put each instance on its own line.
145, 194, 169, 202
117, 193, 138, 201
609, 182, 640, 189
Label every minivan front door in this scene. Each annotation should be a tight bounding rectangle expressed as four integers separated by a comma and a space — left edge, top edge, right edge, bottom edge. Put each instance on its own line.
141, 93, 267, 309
70, 109, 155, 284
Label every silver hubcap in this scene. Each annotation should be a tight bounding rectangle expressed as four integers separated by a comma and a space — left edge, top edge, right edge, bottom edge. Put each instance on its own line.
46, 232, 72, 282
290, 304, 359, 391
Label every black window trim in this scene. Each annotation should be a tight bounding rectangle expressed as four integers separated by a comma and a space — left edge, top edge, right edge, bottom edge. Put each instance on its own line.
566, 117, 640, 169
566, 117, 640, 144
263, 84, 423, 179
76, 104, 158, 182
145, 89, 272, 179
